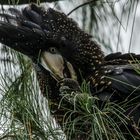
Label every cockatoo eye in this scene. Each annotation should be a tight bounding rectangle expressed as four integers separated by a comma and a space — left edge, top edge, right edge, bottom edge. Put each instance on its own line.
48, 47, 57, 54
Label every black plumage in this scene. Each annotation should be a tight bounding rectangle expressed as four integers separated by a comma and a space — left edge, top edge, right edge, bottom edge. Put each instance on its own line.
0, 4, 140, 139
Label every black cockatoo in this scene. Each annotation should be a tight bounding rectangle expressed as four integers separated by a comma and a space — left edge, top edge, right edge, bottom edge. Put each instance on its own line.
0, 4, 140, 139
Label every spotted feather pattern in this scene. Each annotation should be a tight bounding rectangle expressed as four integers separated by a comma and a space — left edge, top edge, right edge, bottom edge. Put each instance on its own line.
0, 4, 104, 73
49, 9, 104, 68
30, 4, 105, 71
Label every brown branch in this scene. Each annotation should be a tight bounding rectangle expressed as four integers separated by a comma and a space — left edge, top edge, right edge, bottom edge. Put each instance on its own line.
0, 0, 62, 5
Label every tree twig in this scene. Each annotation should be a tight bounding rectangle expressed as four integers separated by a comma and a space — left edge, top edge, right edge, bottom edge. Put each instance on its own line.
0, 0, 62, 5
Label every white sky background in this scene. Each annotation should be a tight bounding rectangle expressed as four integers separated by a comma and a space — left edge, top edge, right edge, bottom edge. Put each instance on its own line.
114, 1, 140, 53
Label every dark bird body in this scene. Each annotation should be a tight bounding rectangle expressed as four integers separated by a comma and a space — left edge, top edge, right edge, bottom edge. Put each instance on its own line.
0, 4, 140, 139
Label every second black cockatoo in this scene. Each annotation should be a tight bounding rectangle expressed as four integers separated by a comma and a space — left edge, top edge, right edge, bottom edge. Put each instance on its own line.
0, 4, 140, 139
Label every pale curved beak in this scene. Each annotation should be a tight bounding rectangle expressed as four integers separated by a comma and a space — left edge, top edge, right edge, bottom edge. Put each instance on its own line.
40, 51, 77, 81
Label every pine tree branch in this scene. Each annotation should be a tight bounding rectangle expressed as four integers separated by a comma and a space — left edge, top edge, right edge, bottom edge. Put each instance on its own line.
0, 0, 63, 5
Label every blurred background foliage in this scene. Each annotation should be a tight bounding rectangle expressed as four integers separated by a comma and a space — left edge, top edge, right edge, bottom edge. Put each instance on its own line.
0, 0, 140, 139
